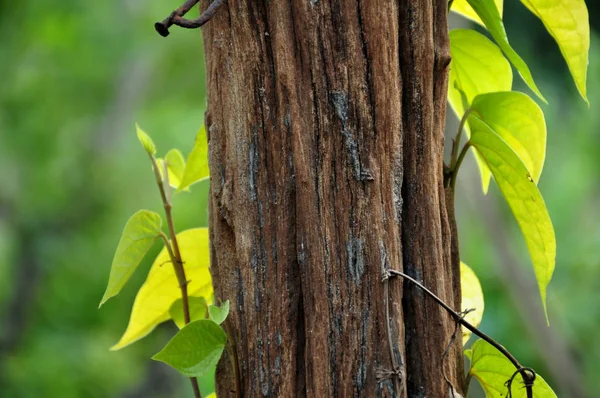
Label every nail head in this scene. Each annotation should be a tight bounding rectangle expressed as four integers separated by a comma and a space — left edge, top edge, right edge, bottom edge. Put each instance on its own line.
155, 22, 170, 37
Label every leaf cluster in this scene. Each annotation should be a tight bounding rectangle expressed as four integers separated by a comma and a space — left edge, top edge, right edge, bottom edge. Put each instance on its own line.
99, 126, 224, 396
449, 0, 589, 395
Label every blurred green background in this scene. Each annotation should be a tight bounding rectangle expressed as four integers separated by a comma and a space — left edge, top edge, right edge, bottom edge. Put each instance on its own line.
0, 1, 597, 397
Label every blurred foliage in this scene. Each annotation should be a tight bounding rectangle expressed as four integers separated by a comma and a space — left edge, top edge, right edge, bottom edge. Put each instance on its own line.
0, 1, 209, 397
0, 1, 597, 397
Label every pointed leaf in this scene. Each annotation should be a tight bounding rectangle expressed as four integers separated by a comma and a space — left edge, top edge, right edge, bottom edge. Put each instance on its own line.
449, 29, 513, 192
520, 0, 589, 103
165, 149, 186, 189
170, 297, 208, 329
179, 126, 210, 191
469, 119, 555, 319
471, 91, 547, 185
155, 151, 188, 190
136, 124, 156, 156
111, 228, 213, 350
451, 0, 503, 26
99, 210, 162, 307
461, 262, 484, 345
467, 339, 557, 397
465, 0, 545, 101
152, 320, 226, 378
208, 300, 230, 325
449, 29, 513, 118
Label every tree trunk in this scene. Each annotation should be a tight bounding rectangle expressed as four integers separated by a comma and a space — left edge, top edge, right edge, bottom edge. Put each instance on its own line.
202, 0, 462, 396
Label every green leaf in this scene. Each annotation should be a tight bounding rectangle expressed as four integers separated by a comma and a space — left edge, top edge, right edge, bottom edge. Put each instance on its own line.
170, 297, 208, 329
152, 320, 226, 378
469, 119, 555, 319
208, 300, 230, 325
470, 91, 547, 188
449, 29, 513, 118
467, 339, 557, 397
460, 262, 484, 346
111, 228, 213, 350
136, 124, 156, 156
465, 0, 545, 101
451, 0, 503, 26
178, 126, 210, 191
165, 149, 187, 188
449, 29, 513, 192
155, 149, 188, 190
99, 210, 162, 308
520, 0, 589, 103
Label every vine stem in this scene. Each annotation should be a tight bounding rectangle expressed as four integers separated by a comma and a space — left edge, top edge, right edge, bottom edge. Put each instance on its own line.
446, 108, 473, 191
388, 269, 535, 398
383, 275, 404, 394
150, 155, 201, 398
450, 108, 472, 169
450, 141, 472, 192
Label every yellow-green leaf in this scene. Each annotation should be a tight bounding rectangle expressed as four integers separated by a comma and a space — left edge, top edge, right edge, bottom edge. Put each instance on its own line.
165, 149, 186, 188
466, 339, 557, 397
460, 262, 484, 346
136, 124, 156, 156
465, 0, 545, 101
111, 228, 213, 350
449, 29, 513, 118
178, 126, 210, 191
451, 0, 503, 26
170, 297, 208, 329
469, 119, 555, 319
154, 158, 168, 186
470, 91, 547, 189
449, 29, 513, 192
99, 210, 162, 308
520, 0, 589, 103
152, 320, 226, 378
155, 150, 188, 190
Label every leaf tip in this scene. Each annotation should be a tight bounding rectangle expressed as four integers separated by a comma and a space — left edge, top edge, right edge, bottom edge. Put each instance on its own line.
98, 292, 112, 309
534, 88, 548, 104
109, 343, 122, 351
136, 123, 157, 156
541, 293, 550, 326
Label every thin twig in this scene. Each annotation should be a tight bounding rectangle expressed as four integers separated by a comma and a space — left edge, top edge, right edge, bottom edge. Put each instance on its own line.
446, 108, 473, 190
450, 108, 472, 170
379, 250, 404, 395
383, 278, 404, 394
150, 155, 201, 398
388, 269, 535, 397
450, 141, 471, 192
442, 312, 463, 396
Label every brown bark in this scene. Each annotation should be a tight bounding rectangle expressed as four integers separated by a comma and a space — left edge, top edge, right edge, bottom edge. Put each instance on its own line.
201, 0, 462, 396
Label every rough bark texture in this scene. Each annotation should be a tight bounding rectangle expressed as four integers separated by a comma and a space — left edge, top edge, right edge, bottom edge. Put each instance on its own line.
201, 0, 462, 396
